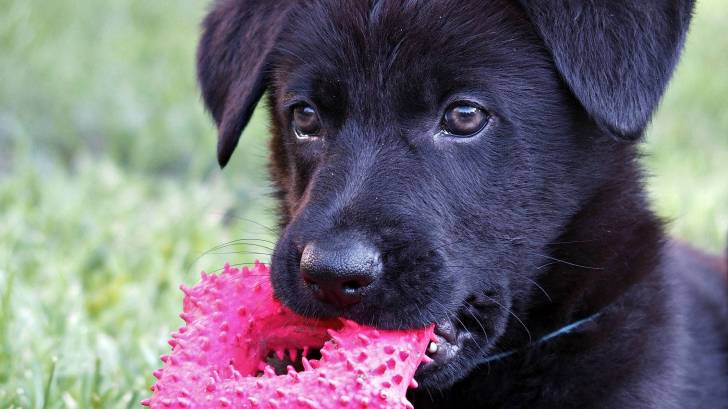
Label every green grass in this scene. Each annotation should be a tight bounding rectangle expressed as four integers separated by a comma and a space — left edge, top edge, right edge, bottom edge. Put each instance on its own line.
643, 0, 728, 249
0, 0, 726, 407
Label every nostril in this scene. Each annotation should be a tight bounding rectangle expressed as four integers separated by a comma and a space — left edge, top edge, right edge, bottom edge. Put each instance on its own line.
341, 279, 368, 293
342, 280, 360, 291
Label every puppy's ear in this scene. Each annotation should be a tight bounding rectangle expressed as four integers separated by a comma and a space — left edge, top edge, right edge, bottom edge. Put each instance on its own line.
197, 0, 293, 167
519, 0, 695, 140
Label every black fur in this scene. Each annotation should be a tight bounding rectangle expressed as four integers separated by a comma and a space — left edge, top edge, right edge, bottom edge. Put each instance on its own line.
196, 1, 728, 407
518, 0, 695, 140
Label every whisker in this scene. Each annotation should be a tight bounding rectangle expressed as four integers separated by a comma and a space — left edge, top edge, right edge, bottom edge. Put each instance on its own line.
431, 299, 482, 350
480, 293, 532, 343
536, 261, 558, 270
230, 216, 278, 234
210, 262, 267, 273
213, 237, 277, 247
536, 254, 603, 270
463, 302, 490, 346
207, 251, 273, 257
211, 242, 275, 251
522, 276, 552, 302
425, 386, 435, 403
463, 301, 493, 374
186, 238, 278, 272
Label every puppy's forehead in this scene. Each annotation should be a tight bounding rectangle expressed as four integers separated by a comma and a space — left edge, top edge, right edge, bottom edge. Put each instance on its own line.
274, 0, 542, 103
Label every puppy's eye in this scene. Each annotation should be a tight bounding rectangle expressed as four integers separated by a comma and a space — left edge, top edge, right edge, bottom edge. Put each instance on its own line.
292, 104, 321, 139
442, 103, 489, 137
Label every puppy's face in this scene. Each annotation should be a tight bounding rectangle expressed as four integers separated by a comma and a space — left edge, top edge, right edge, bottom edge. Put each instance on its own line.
266, 1, 608, 387
198, 0, 692, 389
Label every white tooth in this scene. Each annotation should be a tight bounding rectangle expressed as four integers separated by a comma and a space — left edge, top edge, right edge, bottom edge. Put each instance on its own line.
428, 341, 438, 354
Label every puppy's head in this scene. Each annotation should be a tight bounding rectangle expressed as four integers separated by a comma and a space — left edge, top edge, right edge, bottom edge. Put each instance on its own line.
197, 0, 693, 388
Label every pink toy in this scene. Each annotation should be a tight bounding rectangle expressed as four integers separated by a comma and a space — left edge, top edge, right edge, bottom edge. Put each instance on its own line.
143, 262, 434, 408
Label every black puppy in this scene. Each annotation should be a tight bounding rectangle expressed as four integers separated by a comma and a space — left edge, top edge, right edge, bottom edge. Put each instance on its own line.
196, 1, 728, 407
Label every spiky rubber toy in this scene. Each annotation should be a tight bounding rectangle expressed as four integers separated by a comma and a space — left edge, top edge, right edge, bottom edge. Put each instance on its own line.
143, 262, 434, 408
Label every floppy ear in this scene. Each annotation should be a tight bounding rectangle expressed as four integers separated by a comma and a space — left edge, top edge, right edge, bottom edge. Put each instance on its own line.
197, 0, 293, 167
518, 0, 695, 140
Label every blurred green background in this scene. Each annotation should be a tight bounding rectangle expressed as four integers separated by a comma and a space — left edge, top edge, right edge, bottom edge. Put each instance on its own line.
0, 0, 726, 407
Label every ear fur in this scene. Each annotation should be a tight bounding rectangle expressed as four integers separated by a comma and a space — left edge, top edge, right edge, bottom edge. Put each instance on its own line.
197, 0, 293, 167
518, 0, 695, 140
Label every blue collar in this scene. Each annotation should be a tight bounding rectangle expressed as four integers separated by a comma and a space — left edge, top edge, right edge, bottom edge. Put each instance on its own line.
477, 312, 603, 365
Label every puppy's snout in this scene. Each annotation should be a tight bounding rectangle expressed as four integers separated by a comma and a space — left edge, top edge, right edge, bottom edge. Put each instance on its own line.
300, 237, 382, 308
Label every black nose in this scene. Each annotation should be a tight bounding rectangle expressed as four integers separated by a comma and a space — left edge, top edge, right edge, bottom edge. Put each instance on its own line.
300, 238, 382, 307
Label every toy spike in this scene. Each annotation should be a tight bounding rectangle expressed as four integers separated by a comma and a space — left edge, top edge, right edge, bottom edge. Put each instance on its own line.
302, 357, 313, 371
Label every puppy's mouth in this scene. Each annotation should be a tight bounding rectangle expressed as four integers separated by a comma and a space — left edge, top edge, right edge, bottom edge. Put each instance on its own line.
416, 299, 492, 377
423, 319, 471, 366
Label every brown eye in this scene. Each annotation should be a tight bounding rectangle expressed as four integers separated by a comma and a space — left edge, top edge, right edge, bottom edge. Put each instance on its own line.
292, 104, 321, 138
442, 103, 489, 136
